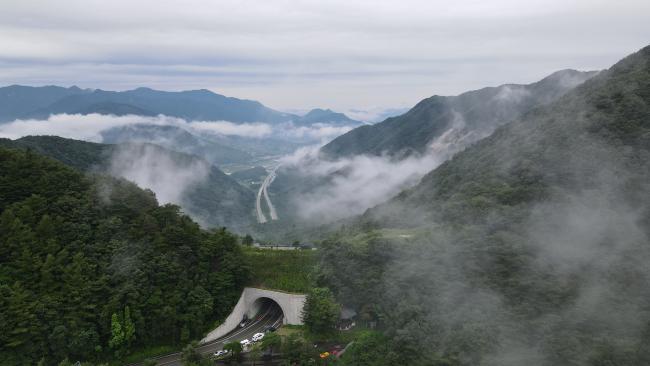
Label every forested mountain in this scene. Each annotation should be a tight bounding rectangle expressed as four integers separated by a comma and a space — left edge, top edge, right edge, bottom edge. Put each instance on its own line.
0, 136, 256, 231
319, 46, 650, 365
321, 69, 597, 159
0, 147, 250, 365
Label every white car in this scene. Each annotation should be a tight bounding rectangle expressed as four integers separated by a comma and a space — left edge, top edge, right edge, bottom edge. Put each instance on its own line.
213, 350, 228, 357
240, 339, 251, 347
252, 332, 265, 342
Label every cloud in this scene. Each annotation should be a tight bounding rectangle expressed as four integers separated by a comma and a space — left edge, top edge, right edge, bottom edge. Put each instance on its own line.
344, 107, 410, 123
0, 0, 648, 110
108, 143, 210, 205
278, 144, 447, 223
190, 120, 272, 138
0, 113, 353, 144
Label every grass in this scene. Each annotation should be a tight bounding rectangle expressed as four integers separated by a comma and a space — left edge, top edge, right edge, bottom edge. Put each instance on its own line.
277, 325, 305, 338
243, 247, 315, 293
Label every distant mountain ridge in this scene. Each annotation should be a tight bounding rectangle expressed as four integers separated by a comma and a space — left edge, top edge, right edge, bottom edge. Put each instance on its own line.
0, 85, 360, 126
321, 69, 599, 159
295, 108, 362, 126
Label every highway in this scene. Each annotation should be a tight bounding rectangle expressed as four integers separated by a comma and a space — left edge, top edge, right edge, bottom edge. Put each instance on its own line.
255, 178, 268, 223
256, 166, 279, 223
139, 301, 284, 366
262, 170, 278, 221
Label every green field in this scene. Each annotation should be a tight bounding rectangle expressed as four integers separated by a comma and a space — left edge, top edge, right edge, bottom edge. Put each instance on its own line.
243, 247, 315, 293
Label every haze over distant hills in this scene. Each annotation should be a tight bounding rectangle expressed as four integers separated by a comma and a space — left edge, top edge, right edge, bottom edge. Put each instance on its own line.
321, 69, 598, 159
0, 85, 361, 126
267, 69, 599, 228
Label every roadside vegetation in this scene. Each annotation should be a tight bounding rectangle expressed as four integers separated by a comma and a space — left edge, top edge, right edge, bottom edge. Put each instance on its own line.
243, 246, 315, 293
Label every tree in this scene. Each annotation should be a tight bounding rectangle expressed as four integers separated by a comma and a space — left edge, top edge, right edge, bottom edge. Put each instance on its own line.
180, 341, 204, 366
260, 332, 282, 355
108, 313, 124, 354
302, 287, 340, 337
223, 341, 243, 363
282, 333, 315, 364
250, 346, 262, 366
242, 234, 254, 246
123, 306, 136, 348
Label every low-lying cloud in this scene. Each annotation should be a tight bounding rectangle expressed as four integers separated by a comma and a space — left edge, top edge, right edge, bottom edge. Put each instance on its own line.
109, 143, 210, 206
277, 110, 481, 223
0, 113, 353, 144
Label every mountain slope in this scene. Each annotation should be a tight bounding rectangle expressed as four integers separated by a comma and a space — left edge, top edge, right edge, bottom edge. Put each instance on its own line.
0, 136, 256, 231
0, 146, 249, 365
99, 124, 253, 164
0, 85, 87, 122
321, 69, 598, 159
319, 46, 650, 366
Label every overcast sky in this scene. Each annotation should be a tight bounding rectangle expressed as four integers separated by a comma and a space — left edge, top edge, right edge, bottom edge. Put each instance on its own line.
1, 0, 648, 112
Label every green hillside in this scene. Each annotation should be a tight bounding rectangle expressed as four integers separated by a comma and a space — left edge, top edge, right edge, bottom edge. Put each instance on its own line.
321, 69, 597, 159
320, 46, 650, 366
0, 136, 256, 232
0, 147, 250, 365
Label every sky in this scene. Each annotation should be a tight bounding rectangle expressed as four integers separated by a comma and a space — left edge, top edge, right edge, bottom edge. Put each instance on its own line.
0, 0, 649, 113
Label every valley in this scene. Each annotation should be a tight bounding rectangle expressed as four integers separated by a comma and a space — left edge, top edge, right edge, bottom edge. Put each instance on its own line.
1, 5, 649, 365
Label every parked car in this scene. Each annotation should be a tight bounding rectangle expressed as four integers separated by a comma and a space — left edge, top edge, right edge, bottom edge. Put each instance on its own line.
252, 332, 265, 342
240, 339, 251, 347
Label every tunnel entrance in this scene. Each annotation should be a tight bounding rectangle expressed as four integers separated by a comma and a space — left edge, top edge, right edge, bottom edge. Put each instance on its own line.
202, 288, 307, 343
246, 297, 284, 327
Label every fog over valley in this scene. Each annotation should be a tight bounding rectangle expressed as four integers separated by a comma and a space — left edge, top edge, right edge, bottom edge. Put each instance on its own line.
1, 2, 649, 366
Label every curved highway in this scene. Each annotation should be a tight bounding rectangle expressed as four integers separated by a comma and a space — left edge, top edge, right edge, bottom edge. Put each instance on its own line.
136, 303, 283, 366
256, 166, 279, 223
263, 170, 278, 221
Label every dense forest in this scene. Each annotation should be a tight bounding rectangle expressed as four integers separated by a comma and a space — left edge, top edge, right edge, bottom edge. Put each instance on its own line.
0, 136, 256, 232
0, 147, 250, 365
318, 47, 650, 365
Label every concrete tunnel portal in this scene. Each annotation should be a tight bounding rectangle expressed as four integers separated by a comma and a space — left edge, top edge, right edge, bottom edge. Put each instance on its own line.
202, 288, 307, 343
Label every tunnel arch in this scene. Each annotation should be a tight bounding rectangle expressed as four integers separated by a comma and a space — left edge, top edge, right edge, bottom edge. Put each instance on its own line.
202, 287, 307, 343
243, 288, 305, 325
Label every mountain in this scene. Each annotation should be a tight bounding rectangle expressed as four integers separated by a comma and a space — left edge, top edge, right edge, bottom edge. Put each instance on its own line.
0, 85, 362, 130
20, 87, 294, 123
0, 145, 249, 364
319, 46, 650, 365
0, 136, 256, 231
295, 108, 362, 126
99, 124, 253, 164
0, 85, 88, 122
321, 69, 598, 159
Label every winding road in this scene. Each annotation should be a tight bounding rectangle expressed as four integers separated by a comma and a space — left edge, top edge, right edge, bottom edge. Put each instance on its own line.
137, 302, 284, 366
256, 166, 279, 223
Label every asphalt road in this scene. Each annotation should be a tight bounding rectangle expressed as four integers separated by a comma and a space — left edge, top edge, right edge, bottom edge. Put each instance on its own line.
262, 170, 278, 221
139, 302, 284, 366
256, 166, 279, 223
